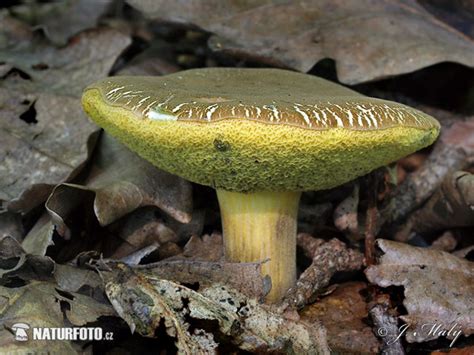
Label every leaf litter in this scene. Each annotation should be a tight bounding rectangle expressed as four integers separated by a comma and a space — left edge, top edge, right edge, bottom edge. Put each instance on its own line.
365, 239, 474, 344
0, 13, 131, 211
102, 262, 330, 354
0, 1, 473, 353
127, 0, 474, 84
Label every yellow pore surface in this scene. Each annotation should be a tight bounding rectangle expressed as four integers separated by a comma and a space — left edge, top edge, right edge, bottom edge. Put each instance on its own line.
82, 89, 439, 193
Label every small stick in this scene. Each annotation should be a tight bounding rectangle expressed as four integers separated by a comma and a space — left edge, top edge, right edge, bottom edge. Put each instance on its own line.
282, 237, 364, 309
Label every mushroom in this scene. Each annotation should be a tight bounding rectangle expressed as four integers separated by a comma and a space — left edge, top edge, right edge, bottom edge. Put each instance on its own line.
81, 68, 440, 301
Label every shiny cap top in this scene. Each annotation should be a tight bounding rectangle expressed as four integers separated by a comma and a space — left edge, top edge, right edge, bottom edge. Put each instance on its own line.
87, 68, 438, 131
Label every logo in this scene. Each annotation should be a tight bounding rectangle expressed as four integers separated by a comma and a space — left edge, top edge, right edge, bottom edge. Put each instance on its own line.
11, 323, 30, 342
9, 323, 114, 342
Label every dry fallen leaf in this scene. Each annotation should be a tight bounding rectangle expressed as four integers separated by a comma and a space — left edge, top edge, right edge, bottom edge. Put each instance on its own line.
127, 0, 474, 84
107, 207, 179, 260
172, 233, 224, 262
138, 259, 270, 299
301, 282, 380, 354
411, 171, 474, 234
0, 14, 131, 213
0, 86, 98, 213
8, 0, 113, 45
45, 133, 193, 234
0, 281, 114, 354
0, 15, 131, 97
103, 263, 330, 354
0, 212, 23, 241
0, 235, 54, 282
21, 212, 55, 256
54, 264, 103, 296
365, 239, 474, 344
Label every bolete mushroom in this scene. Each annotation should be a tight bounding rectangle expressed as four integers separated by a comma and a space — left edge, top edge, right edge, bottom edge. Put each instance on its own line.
81, 68, 440, 301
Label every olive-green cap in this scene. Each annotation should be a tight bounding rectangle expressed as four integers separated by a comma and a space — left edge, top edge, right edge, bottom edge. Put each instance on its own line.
82, 68, 440, 192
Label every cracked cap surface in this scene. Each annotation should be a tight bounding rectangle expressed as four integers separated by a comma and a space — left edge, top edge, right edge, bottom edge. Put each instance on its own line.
82, 68, 440, 192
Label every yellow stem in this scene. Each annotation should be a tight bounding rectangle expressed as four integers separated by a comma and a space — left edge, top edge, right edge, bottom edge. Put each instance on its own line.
216, 189, 301, 302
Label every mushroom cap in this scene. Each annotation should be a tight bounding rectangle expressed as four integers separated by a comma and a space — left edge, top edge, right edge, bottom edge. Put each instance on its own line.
82, 68, 440, 192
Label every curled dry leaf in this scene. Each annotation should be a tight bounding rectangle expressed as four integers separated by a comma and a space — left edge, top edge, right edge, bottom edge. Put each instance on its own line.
0, 281, 114, 354
46, 133, 193, 235
103, 263, 330, 354
127, 0, 474, 84
0, 15, 131, 212
365, 239, 474, 343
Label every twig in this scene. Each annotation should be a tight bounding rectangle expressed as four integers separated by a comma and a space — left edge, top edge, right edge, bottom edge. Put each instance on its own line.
386, 118, 473, 225
282, 237, 364, 309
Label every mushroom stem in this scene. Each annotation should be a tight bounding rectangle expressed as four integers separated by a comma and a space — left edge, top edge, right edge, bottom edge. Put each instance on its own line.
217, 189, 301, 302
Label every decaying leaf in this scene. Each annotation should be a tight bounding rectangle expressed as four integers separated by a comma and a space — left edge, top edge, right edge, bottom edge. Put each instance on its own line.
411, 171, 474, 233
103, 263, 330, 354
301, 282, 380, 354
116, 42, 181, 76
46, 133, 193, 233
137, 259, 270, 299
172, 233, 223, 262
0, 14, 131, 212
0, 235, 54, 282
21, 212, 55, 256
9, 0, 113, 45
54, 264, 103, 296
0, 15, 131, 97
0, 212, 23, 241
365, 239, 474, 343
127, 0, 474, 84
109, 207, 180, 258
118, 243, 161, 265
0, 87, 99, 212
418, 0, 474, 38
0, 281, 114, 354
